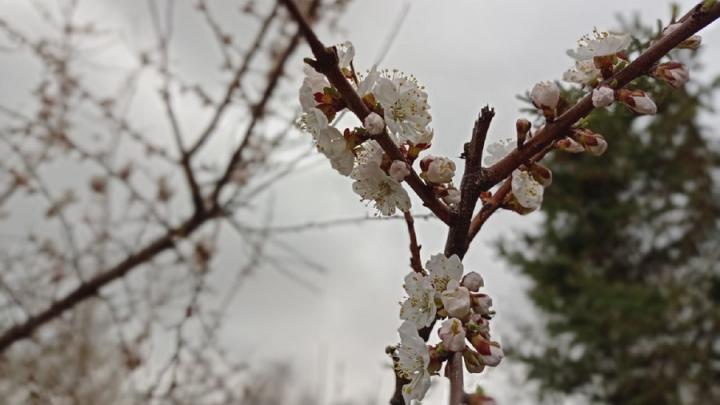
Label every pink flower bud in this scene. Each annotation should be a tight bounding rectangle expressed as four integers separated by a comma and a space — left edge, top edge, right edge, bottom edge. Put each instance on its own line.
556, 137, 585, 153
618, 89, 657, 115
574, 129, 608, 156
529, 163, 553, 187
653, 62, 689, 88
482, 343, 504, 367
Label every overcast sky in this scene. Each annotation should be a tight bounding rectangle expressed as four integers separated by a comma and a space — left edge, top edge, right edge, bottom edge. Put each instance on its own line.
2, 0, 720, 404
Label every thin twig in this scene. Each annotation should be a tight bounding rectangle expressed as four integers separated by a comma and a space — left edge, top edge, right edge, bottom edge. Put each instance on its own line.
403, 211, 424, 274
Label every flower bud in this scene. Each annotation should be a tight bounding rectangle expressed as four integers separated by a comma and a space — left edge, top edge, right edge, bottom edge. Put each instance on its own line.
428, 344, 450, 374
468, 315, 491, 339
530, 81, 560, 110
441, 280, 471, 319
653, 62, 689, 88
363, 112, 385, 135
617, 89, 657, 115
461, 271, 484, 292
420, 156, 456, 184
592, 86, 615, 108
574, 129, 608, 156
388, 160, 411, 182
529, 163, 552, 187
471, 293, 493, 315
438, 318, 467, 352
556, 137, 585, 153
515, 118, 531, 147
482, 342, 504, 367
463, 350, 486, 374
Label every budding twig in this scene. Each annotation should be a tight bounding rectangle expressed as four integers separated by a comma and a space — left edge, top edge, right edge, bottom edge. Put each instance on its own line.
404, 211, 425, 274
479, 2, 720, 192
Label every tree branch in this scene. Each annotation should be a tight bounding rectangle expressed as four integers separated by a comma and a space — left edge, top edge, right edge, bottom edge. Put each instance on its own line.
278, 0, 453, 224
478, 2, 720, 192
0, 208, 222, 353
444, 107, 494, 259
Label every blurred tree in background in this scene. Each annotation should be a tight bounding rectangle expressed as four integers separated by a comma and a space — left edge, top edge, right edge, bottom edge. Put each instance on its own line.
502, 13, 720, 405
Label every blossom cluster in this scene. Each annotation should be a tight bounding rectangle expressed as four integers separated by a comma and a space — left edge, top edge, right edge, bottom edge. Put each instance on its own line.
296, 17, 704, 405
396, 254, 501, 403
299, 42, 460, 216
482, 26, 698, 217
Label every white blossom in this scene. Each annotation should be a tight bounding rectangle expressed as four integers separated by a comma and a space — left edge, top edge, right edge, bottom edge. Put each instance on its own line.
353, 140, 384, 168
530, 81, 560, 109
511, 169, 544, 211
363, 112, 386, 135
300, 108, 329, 139
336, 41, 355, 69
567, 30, 631, 60
483, 138, 515, 166
397, 321, 431, 405
352, 162, 411, 215
422, 156, 455, 184
316, 126, 354, 176
400, 273, 437, 328
374, 72, 433, 145
389, 160, 411, 182
438, 318, 467, 352
299, 65, 329, 112
357, 66, 380, 96
592, 86, 615, 108
426, 253, 463, 293
441, 280, 471, 319
563, 59, 601, 85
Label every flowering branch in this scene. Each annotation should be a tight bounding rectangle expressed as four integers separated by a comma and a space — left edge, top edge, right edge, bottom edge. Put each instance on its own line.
478, 3, 720, 193
281, 0, 720, 404
279, 0, 453, 224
